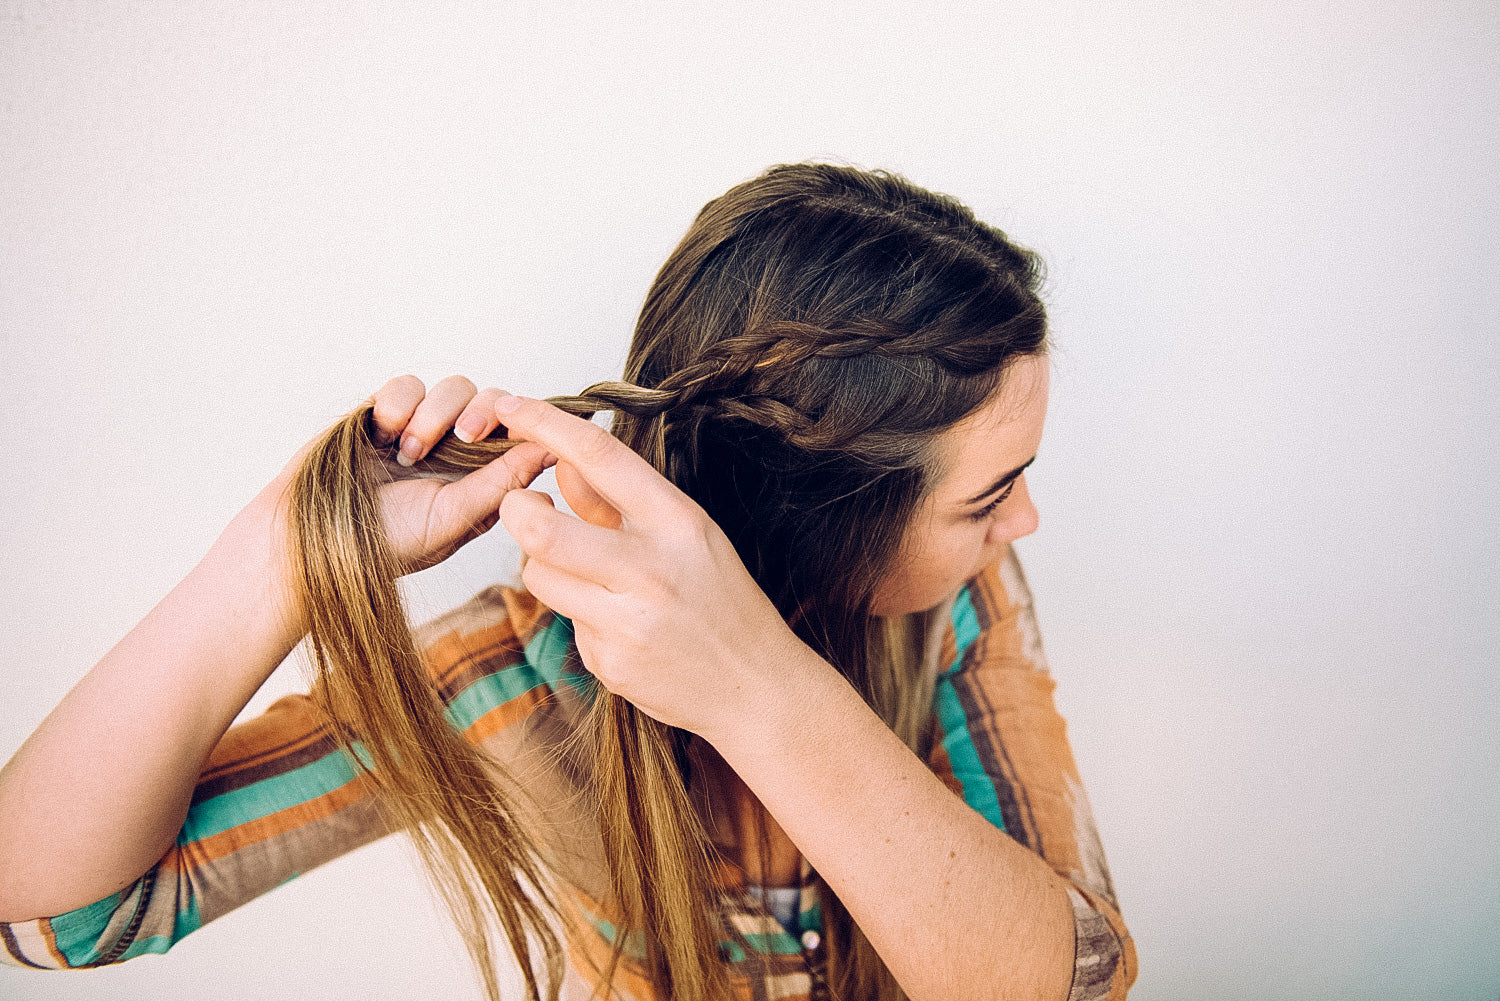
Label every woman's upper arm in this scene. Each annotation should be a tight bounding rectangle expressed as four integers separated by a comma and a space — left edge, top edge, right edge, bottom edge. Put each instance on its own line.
929, 546, 1137, 1001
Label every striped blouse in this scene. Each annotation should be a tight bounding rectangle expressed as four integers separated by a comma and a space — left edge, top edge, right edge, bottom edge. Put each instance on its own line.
0, 546, 1136, 1000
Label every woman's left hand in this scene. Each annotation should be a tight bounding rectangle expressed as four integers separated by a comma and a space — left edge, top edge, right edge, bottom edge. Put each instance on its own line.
492, 395, 816, 744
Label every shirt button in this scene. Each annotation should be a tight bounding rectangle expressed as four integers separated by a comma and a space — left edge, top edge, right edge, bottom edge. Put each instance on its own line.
801, 930, 821, 951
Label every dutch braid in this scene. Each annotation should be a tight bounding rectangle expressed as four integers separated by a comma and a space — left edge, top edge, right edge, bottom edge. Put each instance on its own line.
543, 310, 1044, 457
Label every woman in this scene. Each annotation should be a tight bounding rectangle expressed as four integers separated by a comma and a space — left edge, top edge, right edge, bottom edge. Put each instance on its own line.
0, 163, 1134, 1000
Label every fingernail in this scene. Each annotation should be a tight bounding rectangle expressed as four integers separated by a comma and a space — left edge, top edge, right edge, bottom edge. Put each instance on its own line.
397, 435, 420, 467
454, 420, 481, 444
495, 393, 522, 415
541, 451, 558, 469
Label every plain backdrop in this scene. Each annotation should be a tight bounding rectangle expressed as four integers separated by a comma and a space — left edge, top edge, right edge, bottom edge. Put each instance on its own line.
2, 2, 1496, 999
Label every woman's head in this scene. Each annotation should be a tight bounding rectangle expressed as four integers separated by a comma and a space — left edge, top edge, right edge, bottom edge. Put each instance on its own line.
869, 351, 1048, 615
598, 162, 1049, 664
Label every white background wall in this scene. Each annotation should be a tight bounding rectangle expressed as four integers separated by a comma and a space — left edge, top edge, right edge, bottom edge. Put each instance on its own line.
2, 2, 1495, 999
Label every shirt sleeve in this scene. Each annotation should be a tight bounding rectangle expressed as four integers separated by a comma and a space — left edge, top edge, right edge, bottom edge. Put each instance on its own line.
0, 692, 390, 969
927, 546, 1138, 1001
0, 584, 570, 971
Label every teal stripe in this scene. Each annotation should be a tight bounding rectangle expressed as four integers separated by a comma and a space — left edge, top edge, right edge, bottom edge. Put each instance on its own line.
47, 882, 203, 965
742, 930, 802, 955
444, 660, 555, 731
113, 896, 202, 962
526, 613, 597, 700
944, 585, 981, 676
586, 912, 797, 963
179, 748, 362, 844
443, 613, 595, 733
585, 913, 646, 960
933, 583, 1007, 832
48, 889, 125, 965
36, 611, 593, 970
933, 677, 1006, 831
112, 933, 172, 960
187, 616, 586, 842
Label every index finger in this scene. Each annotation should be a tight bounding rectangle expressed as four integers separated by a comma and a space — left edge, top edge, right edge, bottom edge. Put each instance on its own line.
494, 394, 685, 525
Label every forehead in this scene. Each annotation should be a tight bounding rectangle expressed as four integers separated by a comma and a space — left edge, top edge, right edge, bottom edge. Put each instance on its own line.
930, 355, 1050, 501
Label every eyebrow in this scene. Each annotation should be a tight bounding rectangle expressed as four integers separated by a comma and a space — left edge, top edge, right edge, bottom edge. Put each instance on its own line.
962, 456, 1036, 506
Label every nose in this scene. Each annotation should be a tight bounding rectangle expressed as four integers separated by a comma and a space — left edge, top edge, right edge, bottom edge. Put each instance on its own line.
989, 475, 1039, 544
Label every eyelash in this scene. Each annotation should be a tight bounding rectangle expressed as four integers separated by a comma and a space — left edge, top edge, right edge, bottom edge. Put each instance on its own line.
967, 480, 1017, 522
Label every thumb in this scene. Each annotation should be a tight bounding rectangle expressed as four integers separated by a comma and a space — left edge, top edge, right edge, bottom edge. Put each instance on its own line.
556, 459, 623, 530
433, 440, 556, 528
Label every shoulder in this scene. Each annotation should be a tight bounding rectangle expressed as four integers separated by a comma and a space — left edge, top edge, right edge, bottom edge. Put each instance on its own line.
945, 545, 1050, 679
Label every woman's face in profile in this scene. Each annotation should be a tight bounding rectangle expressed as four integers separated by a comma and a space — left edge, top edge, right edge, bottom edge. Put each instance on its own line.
870, 354, 1050, 617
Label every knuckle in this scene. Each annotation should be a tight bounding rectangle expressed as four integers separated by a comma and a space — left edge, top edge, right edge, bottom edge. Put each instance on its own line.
467, 389, 503, 418
656, 496, 705, 540
636, 559, 668, 591
435, 374, 478, 397
370, 376, 425, 443
524, 517, 557, 555
623, 593, 663, 634
669, 496, 703, 527
576, 422, 616, 464
373, 375, 425, 419
498, 488, 525, 521
692, 512, 720, 550
388, 374, 425, 399
502, 495, 555, 553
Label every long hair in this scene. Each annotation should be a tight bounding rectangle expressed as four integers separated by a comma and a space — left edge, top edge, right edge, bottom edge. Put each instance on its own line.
287, 162, 1047, 1001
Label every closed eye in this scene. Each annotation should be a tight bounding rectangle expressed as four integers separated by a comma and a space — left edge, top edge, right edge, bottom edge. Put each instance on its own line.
966, 479, 1017, 522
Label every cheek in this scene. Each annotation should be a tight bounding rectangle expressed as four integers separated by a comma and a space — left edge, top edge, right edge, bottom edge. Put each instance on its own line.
875, 520, 991, 615
941, 523, 998, 586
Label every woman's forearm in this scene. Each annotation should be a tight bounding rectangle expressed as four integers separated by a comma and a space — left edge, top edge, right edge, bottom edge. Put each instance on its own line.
0, 491, 306, 921
711, 646, 1076, 1001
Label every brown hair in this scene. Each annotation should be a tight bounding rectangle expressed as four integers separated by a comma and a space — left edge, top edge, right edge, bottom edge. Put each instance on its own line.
288, 162, 1047, 1000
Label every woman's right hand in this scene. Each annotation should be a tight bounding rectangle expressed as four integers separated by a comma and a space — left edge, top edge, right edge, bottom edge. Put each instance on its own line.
279, 374, 557, 576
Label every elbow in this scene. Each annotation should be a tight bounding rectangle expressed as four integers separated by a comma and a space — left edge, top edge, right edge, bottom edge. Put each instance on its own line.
0, 869, 176, 970
1063, 887, 1137, 1001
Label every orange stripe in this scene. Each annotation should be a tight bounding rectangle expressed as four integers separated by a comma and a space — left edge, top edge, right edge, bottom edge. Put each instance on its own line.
425, 588, 553, 690
939, 618, 958, 670
561, 887, 659, 1000
203, 696, 327, 777
500, 587, 554, 645
711, 855, 747, 893
201, 725, 330, 781
178, 771, 381, 870
926, 742, 963, 799
427, 620, 522, 689
568, 933, 657, 1001
965, 550, 1104, 884
38, 919, 67, 968
971, 558, 1006, 627
461, 687, 552, 745
559, 880, 803, 1000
